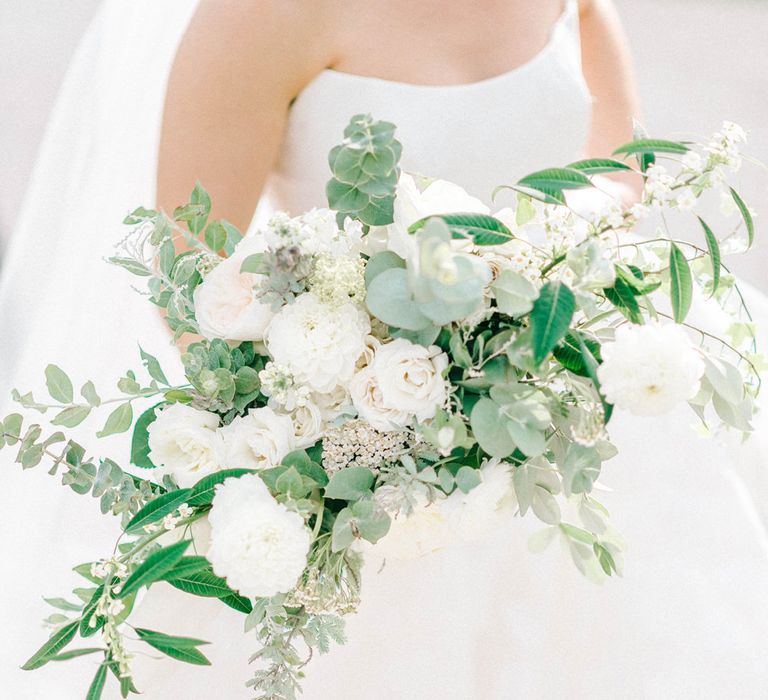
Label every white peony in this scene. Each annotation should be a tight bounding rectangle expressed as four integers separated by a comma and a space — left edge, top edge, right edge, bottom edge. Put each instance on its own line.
207, 474, 311, 598
351, 338, 448, 430
220, 406, 296, 470
193, 236, 274, 341
147, 403, 225, 487
597, 322, 705, 416
385, 173, 489, 261
266, 293, 370, 393
441, 459, 515, 542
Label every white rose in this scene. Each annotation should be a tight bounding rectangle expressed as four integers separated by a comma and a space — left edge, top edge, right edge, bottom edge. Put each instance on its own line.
597, 322, 705, 416
147, 403, 224, 487
266, 293, 370, 393
291, 400, 324, 448
385, 173, 489, 261
350, 365, 411, 431
352, 338, 448, 430
208, 474, 311, 598
441, 459, 515, 542
220, 406, 296, 470
193, 236, 274, 341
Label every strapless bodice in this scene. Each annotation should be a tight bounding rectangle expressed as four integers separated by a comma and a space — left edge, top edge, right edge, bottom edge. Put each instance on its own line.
267, 0, 592, 213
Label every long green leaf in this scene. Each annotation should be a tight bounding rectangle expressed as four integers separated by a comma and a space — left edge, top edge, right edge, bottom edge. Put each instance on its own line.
119, 540, 190, 598
47, 647, 104, 662
575, 333, 614, 423
518, 167, 592, 191
613, 139, 689, 156
530, 282, 576, 365
604, 279, 643, 324
166, 569, 233, 598
669, 242, 693, 323
730, 187, 754, 248
408, 213, 513, 246
124, 488, 192, 534
86, 660, 108, 700
135, 628, 209, 648
157, 556, 211, 582
186, 469, 255, 507
699, 217, 721, 294
22, 620, 79, 670
553, 332, 602, 377
566, 158, 632, 175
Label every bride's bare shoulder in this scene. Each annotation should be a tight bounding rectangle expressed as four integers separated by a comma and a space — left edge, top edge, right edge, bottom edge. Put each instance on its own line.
181, 0, 337, 93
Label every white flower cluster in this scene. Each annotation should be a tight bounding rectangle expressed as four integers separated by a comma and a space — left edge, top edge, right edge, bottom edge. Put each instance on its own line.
147, 403, 298, 485
208, 474, 311, 598
372, 459, 515, 561
597, 322, 705, 417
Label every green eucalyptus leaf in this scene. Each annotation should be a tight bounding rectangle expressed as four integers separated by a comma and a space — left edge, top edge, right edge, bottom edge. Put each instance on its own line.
455, 466, 482, 493
140, 347, 169, 386
366, 267, 432, 331
324, 467, 375, 500
204, 220, 228, 252
96, 403, 133, 438
45, 365, 73, 403
491, 270, 539, 317
51, 406, 91, 428
130, 404, 161, 469
470, 398, 516, 458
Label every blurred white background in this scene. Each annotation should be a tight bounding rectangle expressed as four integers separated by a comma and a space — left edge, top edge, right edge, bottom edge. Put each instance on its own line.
1, 0, 766, 286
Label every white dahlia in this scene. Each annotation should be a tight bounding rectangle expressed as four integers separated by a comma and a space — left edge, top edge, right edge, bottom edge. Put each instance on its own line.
597, 322, 705, 416
147, 403, 225, 487
207, 474, 311, 598
266, 293, 370, 393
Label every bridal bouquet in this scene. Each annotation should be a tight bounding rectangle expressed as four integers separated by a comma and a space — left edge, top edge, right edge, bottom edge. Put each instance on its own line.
1, 115, 761, 699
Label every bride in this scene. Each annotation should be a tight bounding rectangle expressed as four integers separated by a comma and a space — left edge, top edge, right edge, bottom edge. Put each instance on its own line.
2, 1, 768, 697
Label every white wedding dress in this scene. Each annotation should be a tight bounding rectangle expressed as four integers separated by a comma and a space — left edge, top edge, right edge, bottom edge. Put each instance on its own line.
3, 2, 768, 698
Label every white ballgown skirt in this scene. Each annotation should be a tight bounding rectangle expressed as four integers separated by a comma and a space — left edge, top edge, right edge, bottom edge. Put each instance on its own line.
2, 2, 768, 698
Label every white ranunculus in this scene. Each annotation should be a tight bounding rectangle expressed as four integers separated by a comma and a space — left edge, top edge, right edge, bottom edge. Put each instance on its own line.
441, 459, 515, 542
597, 322, 705, 416
220, 406, 296, 470
385, 173, 489, 261
207, 474, 311, 598
193, 236, 274, 342
147, 403, 224, 487
266, 293, 370, 393
350, 365, 411, 431
361, 338, 448, 426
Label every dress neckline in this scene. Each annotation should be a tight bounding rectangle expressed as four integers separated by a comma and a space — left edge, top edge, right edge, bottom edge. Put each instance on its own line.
318, 0, 576, 92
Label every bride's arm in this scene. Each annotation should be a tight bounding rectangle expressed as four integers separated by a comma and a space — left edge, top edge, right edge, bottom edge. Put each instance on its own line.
579, 0, 642, 199
157, 0, 334, 237
579, 0, 641, 154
